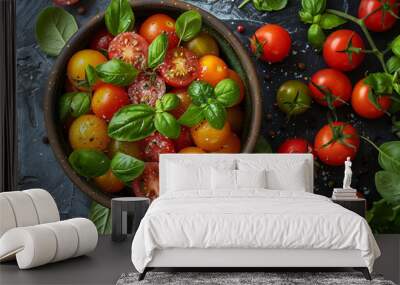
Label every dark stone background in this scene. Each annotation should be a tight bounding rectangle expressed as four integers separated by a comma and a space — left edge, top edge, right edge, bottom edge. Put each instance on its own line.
16, 0, 399, 219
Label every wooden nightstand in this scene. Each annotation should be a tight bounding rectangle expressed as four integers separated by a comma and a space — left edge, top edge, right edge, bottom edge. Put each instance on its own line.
331, 198, 366, 218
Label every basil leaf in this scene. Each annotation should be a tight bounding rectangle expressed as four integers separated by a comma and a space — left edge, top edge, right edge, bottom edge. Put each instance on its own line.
307, 24, 325, 49
392, 35, 400, 58
35, 7, 78, 56
214, 78, 240, 107
387, 56, 400, 74
59, 93, 74, 121
299, 10, 313, 24
319, 13, 346, 29
378, 141, 400, 173
85, 65, 97, 87
188, 80, 214, 105
89, 202, 111, 235
252, 0, 288, 11
70, 93, 91, 117
364, 72, 393, 95
69, 149, 110, 178
175, 10, 202, 42
301, 0, 326, 16
154, 112, 181, 139
148, 33, 168, 69
111, 152, 145, 183
375, 170, 400, 205
156, 93, 180, 112
204, 101, 227, 129
393, 71, 400, 95
178, 104, 205, 127
108, 104, 156, 141
366, 199, 397, 233
105, 0, 135, 36
96, 59, 138, 86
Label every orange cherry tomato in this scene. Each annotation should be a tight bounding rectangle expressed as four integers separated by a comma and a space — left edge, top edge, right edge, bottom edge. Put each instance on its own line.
94, 169, 125, 193
226, 106, 244, 134
191, 121, 231, 152
179, 147, 206, 154
92, 84, 130, 121
227, 69, 245, 105
214, 133, 241, 153
198, 55, 228, 87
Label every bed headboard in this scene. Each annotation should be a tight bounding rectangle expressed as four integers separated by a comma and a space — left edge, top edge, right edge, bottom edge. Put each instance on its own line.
159, 153, 314, 195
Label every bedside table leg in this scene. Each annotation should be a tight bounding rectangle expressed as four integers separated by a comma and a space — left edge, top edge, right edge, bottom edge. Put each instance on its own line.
138, 268, 148, 281
354, 267, 371, 280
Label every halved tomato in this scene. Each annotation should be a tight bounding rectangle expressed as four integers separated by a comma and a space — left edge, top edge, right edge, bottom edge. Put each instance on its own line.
158, 47, 199, 88
170, 89, 191, 118
132, 162, 159, 200
108, 32, 149, 70
140, 132, 176, 162
90, 28, 114, 54
127, 72, 166, 107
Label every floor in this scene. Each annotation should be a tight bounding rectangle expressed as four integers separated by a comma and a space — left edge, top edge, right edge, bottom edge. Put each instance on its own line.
0, 235, 134, 285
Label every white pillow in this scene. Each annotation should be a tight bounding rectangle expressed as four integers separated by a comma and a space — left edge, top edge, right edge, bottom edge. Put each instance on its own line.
211, 168, 236, 190
236, 169, 267, 189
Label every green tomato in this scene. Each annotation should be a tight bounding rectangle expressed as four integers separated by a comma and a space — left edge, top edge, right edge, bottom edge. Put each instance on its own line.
276, 80, 312, 116
183, 32, 219, 58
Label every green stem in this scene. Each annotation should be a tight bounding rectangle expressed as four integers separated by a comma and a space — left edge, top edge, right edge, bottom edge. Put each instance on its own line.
326, 9, 388, 73
238, 0, 251, 9
361, 136, 400, 169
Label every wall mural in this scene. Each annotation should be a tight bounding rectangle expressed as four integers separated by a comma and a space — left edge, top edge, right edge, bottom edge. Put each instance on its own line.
16, 0, 400, 234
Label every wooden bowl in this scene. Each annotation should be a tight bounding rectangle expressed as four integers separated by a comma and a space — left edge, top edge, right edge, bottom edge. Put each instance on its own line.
44, 0, 262, 208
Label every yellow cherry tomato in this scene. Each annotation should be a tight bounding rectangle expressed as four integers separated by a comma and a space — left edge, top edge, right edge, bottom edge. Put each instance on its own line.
179, 147, 206, 154
198, 55, 228, 87
191, 121, 231, 152
94, 169, 125, 193
214, 133, 241, 153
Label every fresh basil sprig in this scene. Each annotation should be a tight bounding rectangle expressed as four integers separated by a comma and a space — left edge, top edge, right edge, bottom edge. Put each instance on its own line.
111, 152, 145, 183
178, 79, 240, 129
96, 59, 138, 86
105, 0, 135, 36
238, 0, 288, 12
35, 7, 78, 56
175, 10, 202, 42
391, 35, 400, 58
108, 93, 182, 141
148, 33, 168, 69
59, 92, 91, 121
69, 149, 110, 178
85, 65, 98, 88
387, 56, 400, 74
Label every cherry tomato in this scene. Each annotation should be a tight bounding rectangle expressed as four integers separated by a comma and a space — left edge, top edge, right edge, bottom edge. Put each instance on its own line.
69, 115, 110, 151
179, 147, 206, 153
140, 132, 176, 162
94, 169, 125, 193
92, 84, 130, 121
173, 126, 193, 151
250, 24, 291, 63
351, 78, 392, 119
65, 78, 78, 93
314, 122, 360, 166
67, 49, 107, 90
132, 162, 159, 200
358, 0, 399, 32
170, 89, 191, 119
184, 32, 220, 57
198, 55, 228, 87
127, 72, 166, 107
191, 121, 231, 152
108, 32, 149, 70
159, 47, 199, 88
277, 80, 312, 116
323, 30, 365, 72
226, 106, 244, 134
227, 69, 245, 105
278, 138, 313, 154
214, 133, 241, 153
139, 14, 179, 50
89, 28, 114, 53
108, 139, 143, 160
309, 69, 352, 108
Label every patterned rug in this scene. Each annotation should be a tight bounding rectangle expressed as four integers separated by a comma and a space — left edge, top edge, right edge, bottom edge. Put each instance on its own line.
116, 271, 395, 285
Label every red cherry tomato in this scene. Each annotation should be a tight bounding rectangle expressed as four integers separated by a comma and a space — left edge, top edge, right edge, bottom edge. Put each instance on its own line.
250, 24, 291, 63
132, 162, 159, 200
140, 132, 176, 162
351, 78, 392, 119
139, 14, 179, 50
91, 84, 130, 121
108, 32, 149, 70
89, 28, 114, 53
308, 69, 352, 108
323, 30, 365, 72
170, 89, 191, 119
358, 0, 399, 32
127, 72, 166, 107
278, 138, 314, 155
158, 47, 199, 88
173, 126, 193, 151
314, 122, 360, 166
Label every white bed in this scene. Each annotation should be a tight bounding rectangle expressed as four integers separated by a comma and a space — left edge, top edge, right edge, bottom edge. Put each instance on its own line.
131, 154, 380, 280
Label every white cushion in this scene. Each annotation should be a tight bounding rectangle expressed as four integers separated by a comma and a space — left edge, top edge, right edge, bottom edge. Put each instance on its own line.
0, 191, 39, 227
236, 169, 267, 189
24, 189, 60, 224
0, 197, 16, 237
211, 168, 237, 190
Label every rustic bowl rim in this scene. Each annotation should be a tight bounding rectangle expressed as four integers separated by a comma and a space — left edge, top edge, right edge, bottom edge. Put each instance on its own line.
44, 0, 262, 208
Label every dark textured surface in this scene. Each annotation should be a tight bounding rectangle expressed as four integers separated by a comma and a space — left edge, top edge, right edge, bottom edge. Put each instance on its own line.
16, 0, 399, 217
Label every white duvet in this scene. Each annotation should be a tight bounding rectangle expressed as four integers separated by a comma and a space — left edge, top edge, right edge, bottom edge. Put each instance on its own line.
131, 190, 380, 273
